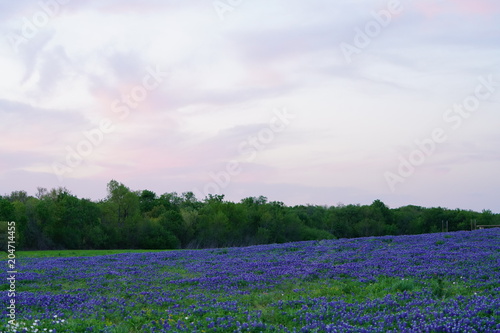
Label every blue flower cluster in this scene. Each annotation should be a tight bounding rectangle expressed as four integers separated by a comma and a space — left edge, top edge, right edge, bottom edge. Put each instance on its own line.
1, 229, 499, 332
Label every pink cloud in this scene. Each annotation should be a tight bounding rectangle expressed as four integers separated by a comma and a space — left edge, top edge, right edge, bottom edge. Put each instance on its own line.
452, 0, 498, 14
413, 0, 499, 18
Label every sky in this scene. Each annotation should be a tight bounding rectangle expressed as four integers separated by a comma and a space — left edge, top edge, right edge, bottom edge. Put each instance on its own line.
1, 0, 499, 212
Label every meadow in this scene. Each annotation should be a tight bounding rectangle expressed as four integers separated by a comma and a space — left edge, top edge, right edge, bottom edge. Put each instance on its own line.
2, 229, 500, 332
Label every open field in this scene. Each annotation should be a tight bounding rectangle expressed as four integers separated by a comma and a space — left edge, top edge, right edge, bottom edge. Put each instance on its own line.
0, 249, 171, 260
2, 229, 500, 332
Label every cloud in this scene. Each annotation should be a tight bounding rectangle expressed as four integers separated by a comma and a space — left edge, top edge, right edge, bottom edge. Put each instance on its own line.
0, 0, 499, 212
0, 98, 86, 138
413, 0, 500, 18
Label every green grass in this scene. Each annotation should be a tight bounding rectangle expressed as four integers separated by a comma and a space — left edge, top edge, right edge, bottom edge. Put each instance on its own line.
0, 249, 170, 259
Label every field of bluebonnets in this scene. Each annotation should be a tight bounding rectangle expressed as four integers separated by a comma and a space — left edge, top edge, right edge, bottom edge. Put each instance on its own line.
2, 228, 500, 332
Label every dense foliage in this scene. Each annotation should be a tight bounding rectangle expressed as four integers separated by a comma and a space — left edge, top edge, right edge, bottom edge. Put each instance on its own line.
0, 180, 499, 250
2, 229, 499, 332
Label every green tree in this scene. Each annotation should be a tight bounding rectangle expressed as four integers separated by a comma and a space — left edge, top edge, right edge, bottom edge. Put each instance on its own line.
0, 197, 15, 221
101, 180, 141, 247
0, 222, 7, 252
478, 209, 494, 226
159, 210, 184, 245
137, 218, 180, 249
139, 190, 158, 215
7, 190, 28, 203
422, 207, 447, 233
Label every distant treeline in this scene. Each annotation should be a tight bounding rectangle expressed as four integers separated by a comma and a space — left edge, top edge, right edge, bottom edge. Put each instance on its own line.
0, 180, 498, 250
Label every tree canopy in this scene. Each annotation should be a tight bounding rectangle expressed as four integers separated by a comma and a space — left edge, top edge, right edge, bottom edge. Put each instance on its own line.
0, 180, 498, 250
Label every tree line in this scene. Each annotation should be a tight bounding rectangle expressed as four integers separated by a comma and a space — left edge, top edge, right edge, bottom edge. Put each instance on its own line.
0, 180, 498, 250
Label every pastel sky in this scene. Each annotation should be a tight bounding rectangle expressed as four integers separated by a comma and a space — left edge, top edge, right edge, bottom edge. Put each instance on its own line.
1, 0, 499, 212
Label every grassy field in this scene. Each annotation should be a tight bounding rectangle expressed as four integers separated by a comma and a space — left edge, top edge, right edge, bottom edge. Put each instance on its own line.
1, 229, 499, 332
1, 249, 170, 260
